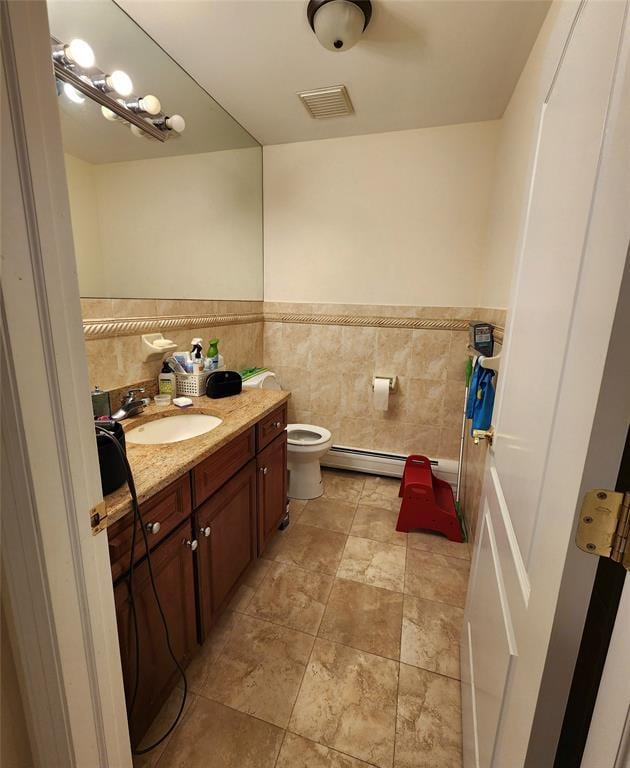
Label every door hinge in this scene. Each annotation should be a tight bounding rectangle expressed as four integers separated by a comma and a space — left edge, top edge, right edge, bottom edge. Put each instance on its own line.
576, 490, 630, 570
90, 500, 108, 535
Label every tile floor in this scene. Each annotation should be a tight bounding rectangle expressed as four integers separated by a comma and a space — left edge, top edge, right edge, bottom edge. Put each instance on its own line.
135, 469, 470, 768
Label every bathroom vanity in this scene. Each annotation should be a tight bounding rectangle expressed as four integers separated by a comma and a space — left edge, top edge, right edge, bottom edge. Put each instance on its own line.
103, 390, 288, 746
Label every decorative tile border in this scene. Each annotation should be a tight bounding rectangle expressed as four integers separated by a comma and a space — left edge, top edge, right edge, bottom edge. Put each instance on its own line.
264, 312, 470, 331
83, 308, 505, 341
83, 312, 264, 339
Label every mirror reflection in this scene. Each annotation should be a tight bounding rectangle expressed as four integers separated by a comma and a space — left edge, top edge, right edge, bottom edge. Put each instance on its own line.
48, 0, 263, 300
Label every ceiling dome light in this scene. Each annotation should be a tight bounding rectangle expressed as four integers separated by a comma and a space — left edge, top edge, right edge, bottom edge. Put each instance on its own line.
107, 70, 133, 97
63, 82, 85, 104
307, 0, 372, 52
64, 38, 95, 68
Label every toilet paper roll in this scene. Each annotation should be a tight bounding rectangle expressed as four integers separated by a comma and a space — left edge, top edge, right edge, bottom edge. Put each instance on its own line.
373, 377, 390, 411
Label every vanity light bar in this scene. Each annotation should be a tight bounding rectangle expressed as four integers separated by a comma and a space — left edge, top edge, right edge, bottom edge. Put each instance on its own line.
53, 60, 167, 142
51, 37, 185, 142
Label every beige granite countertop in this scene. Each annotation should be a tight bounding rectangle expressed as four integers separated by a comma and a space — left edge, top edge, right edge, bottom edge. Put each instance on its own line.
103, 390, 289, 527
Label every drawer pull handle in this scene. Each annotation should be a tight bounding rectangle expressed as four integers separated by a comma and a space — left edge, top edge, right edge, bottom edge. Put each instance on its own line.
146, 521, 161, 535
260, 466, 268, 475
273, 421, 282, 429
200, 526, 211, 538
184, 538, 198, 551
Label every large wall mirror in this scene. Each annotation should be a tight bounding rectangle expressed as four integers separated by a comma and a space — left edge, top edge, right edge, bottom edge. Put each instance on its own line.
48, 0, 263, 301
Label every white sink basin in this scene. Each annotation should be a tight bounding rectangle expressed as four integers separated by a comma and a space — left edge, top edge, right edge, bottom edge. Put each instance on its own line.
125, 414, 222, 445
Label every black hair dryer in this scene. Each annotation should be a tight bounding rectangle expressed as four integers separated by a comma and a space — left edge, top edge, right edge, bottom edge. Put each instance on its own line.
95, 419, 127, 496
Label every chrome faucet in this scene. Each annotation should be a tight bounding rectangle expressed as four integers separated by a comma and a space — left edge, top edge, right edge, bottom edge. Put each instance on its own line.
112, 388, 146, 421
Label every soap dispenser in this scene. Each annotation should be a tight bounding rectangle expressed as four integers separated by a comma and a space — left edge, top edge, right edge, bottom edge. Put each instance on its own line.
158, 361, 176, 399
191, 338, 204, 373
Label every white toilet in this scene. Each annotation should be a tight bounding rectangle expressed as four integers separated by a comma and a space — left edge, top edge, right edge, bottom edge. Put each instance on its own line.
242, 370, 333, 499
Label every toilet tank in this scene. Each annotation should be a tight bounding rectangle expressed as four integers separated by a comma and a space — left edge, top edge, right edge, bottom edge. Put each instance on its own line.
241, 370, 281, 390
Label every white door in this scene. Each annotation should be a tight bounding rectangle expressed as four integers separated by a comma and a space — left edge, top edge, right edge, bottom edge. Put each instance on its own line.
581, 572, 630, 767
461, 1, 630, 766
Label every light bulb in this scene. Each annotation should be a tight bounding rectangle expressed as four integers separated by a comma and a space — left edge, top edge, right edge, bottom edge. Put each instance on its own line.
101, 105, 117, 121
63, 82, 85, 104
166, 114, 186, 133
107, 70, 133, 97
130, 124, 145, 138
138, 95, 161, 115
65, 38, 95, 68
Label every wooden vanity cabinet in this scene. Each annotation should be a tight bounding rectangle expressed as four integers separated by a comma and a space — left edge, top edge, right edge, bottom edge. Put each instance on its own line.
114, 518, 197, 748
109, 403, 288, 745
108, 475, 191, 582
257, 431, 288, 554
195, 460, 257, 642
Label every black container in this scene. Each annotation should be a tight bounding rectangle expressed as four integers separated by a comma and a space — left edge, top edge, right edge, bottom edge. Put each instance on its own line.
95, 420, 127, 496
205, 370, 242, 399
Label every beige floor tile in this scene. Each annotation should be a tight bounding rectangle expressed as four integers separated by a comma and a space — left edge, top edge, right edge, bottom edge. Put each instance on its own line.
338, 536, 406, 592
245, 562, 333, 634
133, 688, 195, 768
405, 549, 470, 608
360, 476, 402, 509
228, 583, 255, 612
277, 732, 375, 768
201, 613, 314, 728
322, 470, 366, 502
299, 497, 358, 534
265, 523, 348, 575
319, 578, 403, 660
407, 530, 470, 561
289, 498, 308, 523
351, 504, 407, 547
400, 595, 463, 679
242, 557, 273, 589
290, 639, 398, 768
157, 695, 284, 768
185, 611, 236, 694
395, 664, 462, 768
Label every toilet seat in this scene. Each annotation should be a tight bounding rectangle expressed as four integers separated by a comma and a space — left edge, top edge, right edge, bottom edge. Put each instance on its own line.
287, 423, 332, 447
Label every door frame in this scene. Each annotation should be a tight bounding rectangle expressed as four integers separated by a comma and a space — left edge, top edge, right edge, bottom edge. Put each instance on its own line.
2, 1, 131, 765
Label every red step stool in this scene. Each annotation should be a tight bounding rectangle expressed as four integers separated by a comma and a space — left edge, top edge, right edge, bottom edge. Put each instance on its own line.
396, 455, 463, 542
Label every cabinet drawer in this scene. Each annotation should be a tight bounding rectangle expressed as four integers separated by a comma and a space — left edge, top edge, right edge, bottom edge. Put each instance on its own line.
256, 404, 288, 451
192, 427, 255, 507
108, 475, 191, 582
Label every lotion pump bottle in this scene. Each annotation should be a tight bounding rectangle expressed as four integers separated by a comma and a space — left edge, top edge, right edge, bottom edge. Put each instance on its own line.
158, 361, 176, 399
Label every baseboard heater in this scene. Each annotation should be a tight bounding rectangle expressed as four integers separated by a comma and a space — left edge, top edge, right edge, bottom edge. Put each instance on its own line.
322, 445, 459, 493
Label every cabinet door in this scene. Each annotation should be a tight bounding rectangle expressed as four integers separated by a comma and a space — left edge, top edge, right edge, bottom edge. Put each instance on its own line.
257, 432, 287, 554
195, 460, 257, 641
114, 518, 197, 748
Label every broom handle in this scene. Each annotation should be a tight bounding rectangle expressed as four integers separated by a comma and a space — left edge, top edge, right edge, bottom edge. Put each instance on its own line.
455, 358, 474, 504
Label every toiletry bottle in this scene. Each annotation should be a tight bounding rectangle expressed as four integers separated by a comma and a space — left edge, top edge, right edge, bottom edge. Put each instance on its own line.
206, 338, 220, 371
206, 339, 225, 371
191, 338, 204, 373
91, 386, 111, 418
158, 361, 176, 398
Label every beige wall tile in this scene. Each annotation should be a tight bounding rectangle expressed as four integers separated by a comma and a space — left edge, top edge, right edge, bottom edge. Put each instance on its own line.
446, 331, 469, 383
403, 379, 446, 426
111, 298, 157, 317
408, 330, 450, 380
80, 298, 113, 318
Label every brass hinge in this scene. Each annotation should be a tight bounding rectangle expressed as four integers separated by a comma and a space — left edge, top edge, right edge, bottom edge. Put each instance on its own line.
576, 490, 630, 570
472, 426, 495, 446
90, 501, 108, 535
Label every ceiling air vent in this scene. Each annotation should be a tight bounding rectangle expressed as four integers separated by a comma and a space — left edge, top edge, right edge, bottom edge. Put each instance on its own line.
297, 85, 354, 119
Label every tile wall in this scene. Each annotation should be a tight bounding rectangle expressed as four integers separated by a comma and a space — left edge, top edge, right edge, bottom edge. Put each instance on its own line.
81, 298, 264, 402
263, 302, 505, 463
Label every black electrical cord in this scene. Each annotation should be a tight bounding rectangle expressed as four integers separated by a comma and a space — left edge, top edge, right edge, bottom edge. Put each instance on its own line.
95, 425, 188, 754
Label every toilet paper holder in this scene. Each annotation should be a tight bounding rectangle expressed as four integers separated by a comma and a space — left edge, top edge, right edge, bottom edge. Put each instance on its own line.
372, 375, 397, 392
